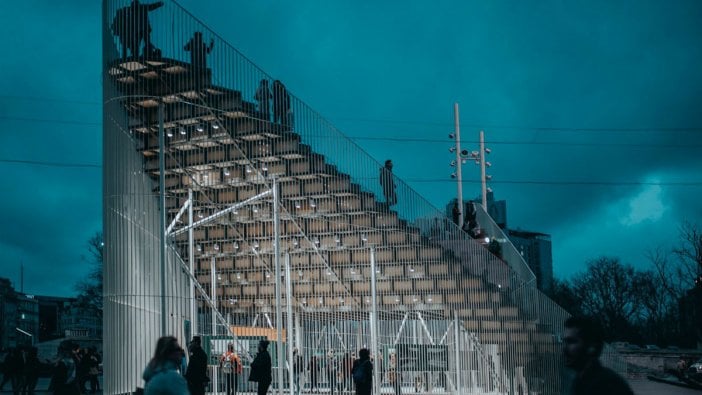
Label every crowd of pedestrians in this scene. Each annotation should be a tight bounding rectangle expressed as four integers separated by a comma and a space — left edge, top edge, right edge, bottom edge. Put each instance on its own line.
0, 341, 101, 395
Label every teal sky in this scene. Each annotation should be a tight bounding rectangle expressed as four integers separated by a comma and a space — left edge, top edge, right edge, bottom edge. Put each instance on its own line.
1, 0, 701, 296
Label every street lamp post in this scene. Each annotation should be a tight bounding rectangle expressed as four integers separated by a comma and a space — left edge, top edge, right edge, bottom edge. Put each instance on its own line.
450, 126, 492, 213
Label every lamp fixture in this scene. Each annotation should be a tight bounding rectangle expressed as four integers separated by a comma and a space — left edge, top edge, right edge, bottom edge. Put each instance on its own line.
196, 124, 204, 132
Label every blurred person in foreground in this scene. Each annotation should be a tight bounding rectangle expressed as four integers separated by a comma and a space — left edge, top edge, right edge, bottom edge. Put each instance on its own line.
142, 336, 188, 395
563, 316, 633, 395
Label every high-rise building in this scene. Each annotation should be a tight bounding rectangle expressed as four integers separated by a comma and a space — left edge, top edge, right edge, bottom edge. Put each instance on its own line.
507, 230, 553, 295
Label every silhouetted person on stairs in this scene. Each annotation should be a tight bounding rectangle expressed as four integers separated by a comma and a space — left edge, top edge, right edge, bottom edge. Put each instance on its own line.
185, 32, 214, 71
380, 159, 397, 208
272, 80, 291, 127
111, 0, 164, 59
255, 79, 272, 121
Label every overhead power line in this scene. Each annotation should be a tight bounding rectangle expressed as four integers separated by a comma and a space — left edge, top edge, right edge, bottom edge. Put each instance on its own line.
2, 158, 699, 187
0, 115, 101, 127
333, 117, 702, 133
0, 159, 100, 168
1, 93, 700, 134
0, 114, 699, 149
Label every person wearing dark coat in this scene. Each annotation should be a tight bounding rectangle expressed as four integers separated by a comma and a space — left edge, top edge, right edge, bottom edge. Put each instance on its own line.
351, 349, 373, 395
51, 341, 80, 395
111, 0, 164, 59
379, 160, 397, 207
272, 80, 291, 127
21, 347, 40, 395
9, 348, 25, 395
307, 355, 319, 393
563, 316, 633, 395
255, 80, 273, 121
185, 337, 209, 395
248, 340, 272, 395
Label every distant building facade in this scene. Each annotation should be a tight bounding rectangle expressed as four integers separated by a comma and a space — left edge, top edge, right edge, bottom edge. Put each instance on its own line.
507, 229, 553, 294
0, 278, 39, 348
36, 295, 77, 341
0, 279, 102, 348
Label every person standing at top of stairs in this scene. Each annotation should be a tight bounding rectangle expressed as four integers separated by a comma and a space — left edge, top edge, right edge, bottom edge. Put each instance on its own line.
380, 160, 397, 207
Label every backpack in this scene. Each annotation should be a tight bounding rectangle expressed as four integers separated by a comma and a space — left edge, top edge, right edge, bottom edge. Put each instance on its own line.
352, 361, 369, 386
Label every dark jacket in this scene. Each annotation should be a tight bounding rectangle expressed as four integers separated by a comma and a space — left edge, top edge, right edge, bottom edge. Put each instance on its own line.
351, 358, 373, 395
570, 361, 633, 395
249, 350, 272, 383
185, 345, 209, 385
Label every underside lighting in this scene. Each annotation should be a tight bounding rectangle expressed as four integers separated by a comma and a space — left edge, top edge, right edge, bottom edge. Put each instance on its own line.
292, 238, 299, 247
265, 272, 271, 278
166, 129, 173, 137
228, 298, 236, 305
196, 244, 202, 252
246, 165, 252, 174
318, 297, 324, 305
314, 237, 320, 245
294, 201, 301, 209
217, 274, 222, 281
301, 298, 307, 305
309, 198, 317, 208
361, 233, 368, 243
212, 124, 220, 130
196, 124, 204, 132
236, 273, 241, 280
427, 297, 433, 302
253, 206, 259, 213
179, 127, 186, 135
223, 168, 230, 176
213, 243, 219, 251
233, 242, 239, 250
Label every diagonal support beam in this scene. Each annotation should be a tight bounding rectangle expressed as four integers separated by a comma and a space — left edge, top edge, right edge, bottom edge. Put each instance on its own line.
393, 312, 410, 345
171, 189, 272, 237
166, 197, 191, 236
416, 312, 435, 345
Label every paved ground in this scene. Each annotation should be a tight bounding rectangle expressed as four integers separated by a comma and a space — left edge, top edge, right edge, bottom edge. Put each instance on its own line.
628, 379, 701, 394
3, 378, 701, 394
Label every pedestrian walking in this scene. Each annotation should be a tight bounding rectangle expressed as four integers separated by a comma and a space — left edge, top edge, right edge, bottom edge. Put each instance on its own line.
249, 340, 272, 395
185, 337, 209, 395
142, 336, 188, 395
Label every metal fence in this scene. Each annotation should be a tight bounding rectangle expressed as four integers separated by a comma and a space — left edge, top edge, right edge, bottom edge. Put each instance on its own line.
102, 1, 574, 394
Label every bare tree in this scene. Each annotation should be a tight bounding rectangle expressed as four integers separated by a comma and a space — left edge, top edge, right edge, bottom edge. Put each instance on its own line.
571, 257, 645, 341
672, 221, 702, 280
75, 232, 103, 318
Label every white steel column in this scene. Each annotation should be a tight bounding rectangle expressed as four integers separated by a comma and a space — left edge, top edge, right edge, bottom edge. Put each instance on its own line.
453, 103, 464, 226
158, 100, 167, 335
453, 312, 461, 395
479, 130, 487, 210
370, 247, 379, 395
273, 178, 284, 395
211, 257, 218, 395
189, 188, 196, 335
285, 253, 294, 395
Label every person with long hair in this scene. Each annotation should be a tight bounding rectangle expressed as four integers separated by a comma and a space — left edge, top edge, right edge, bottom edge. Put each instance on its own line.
143, 336, 189, 395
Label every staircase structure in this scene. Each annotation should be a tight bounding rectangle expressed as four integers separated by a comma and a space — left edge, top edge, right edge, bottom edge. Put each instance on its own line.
102, 1, 571, 394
